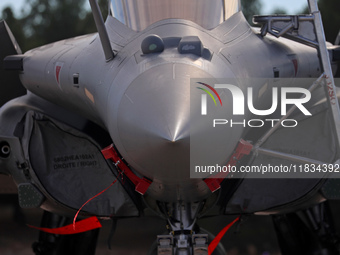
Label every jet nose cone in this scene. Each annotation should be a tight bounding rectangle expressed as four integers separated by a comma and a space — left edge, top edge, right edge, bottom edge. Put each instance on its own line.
110, 63, 243, 189
115, 63, 203, 182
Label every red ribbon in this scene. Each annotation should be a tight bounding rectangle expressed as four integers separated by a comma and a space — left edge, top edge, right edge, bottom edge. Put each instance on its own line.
72, 178, 118, 229
28, 177, 119, 235
27, 216, 102, 235
208, 216, 240, 255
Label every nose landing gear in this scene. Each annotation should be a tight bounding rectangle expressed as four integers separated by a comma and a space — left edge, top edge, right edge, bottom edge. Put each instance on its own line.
149, 201, 228, 255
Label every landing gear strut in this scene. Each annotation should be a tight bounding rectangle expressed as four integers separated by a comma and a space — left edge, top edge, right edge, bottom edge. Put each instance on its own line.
149, 201, 226, 255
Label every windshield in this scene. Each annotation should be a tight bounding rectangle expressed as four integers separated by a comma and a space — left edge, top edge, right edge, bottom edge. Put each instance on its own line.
110, 0, 241, 31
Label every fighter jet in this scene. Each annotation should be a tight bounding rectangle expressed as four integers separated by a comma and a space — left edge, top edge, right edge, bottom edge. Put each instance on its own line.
1, 0, 340, 254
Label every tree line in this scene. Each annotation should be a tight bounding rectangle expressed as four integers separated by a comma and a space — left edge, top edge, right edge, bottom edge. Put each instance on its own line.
1, 0, 108, 52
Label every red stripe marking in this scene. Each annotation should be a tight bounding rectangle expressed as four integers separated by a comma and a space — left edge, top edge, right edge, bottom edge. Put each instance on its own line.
56, 65, 62, 84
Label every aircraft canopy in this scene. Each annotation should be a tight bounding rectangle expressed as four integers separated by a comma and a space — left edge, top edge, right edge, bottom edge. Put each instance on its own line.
110, 0, 241, 31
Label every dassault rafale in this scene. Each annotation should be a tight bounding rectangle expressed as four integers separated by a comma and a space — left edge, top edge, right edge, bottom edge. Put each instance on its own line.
1, 0, 340, 254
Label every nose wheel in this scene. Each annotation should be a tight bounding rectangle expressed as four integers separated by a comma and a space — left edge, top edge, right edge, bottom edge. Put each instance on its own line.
148, 201, 226, 255
156, 233, 209, 255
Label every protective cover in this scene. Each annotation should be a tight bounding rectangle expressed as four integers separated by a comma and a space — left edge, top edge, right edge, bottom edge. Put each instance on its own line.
225, 103, 336, 214
19, 111, 139, 217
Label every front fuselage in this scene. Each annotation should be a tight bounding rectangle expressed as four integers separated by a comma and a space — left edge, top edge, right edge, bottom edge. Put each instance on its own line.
19, 12, 321, 202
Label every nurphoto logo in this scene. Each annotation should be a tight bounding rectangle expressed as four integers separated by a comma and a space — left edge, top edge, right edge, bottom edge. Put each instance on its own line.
196, 82, 312, 128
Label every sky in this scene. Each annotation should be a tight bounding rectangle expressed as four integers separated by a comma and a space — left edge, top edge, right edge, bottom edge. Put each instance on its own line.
0, 0, 26, 16
261, 0, 308, 14
0, 0, 310, 17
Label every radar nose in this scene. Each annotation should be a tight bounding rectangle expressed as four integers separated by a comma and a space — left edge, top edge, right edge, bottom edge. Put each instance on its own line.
115, 63, 197, 182
110, 63, 243, 184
